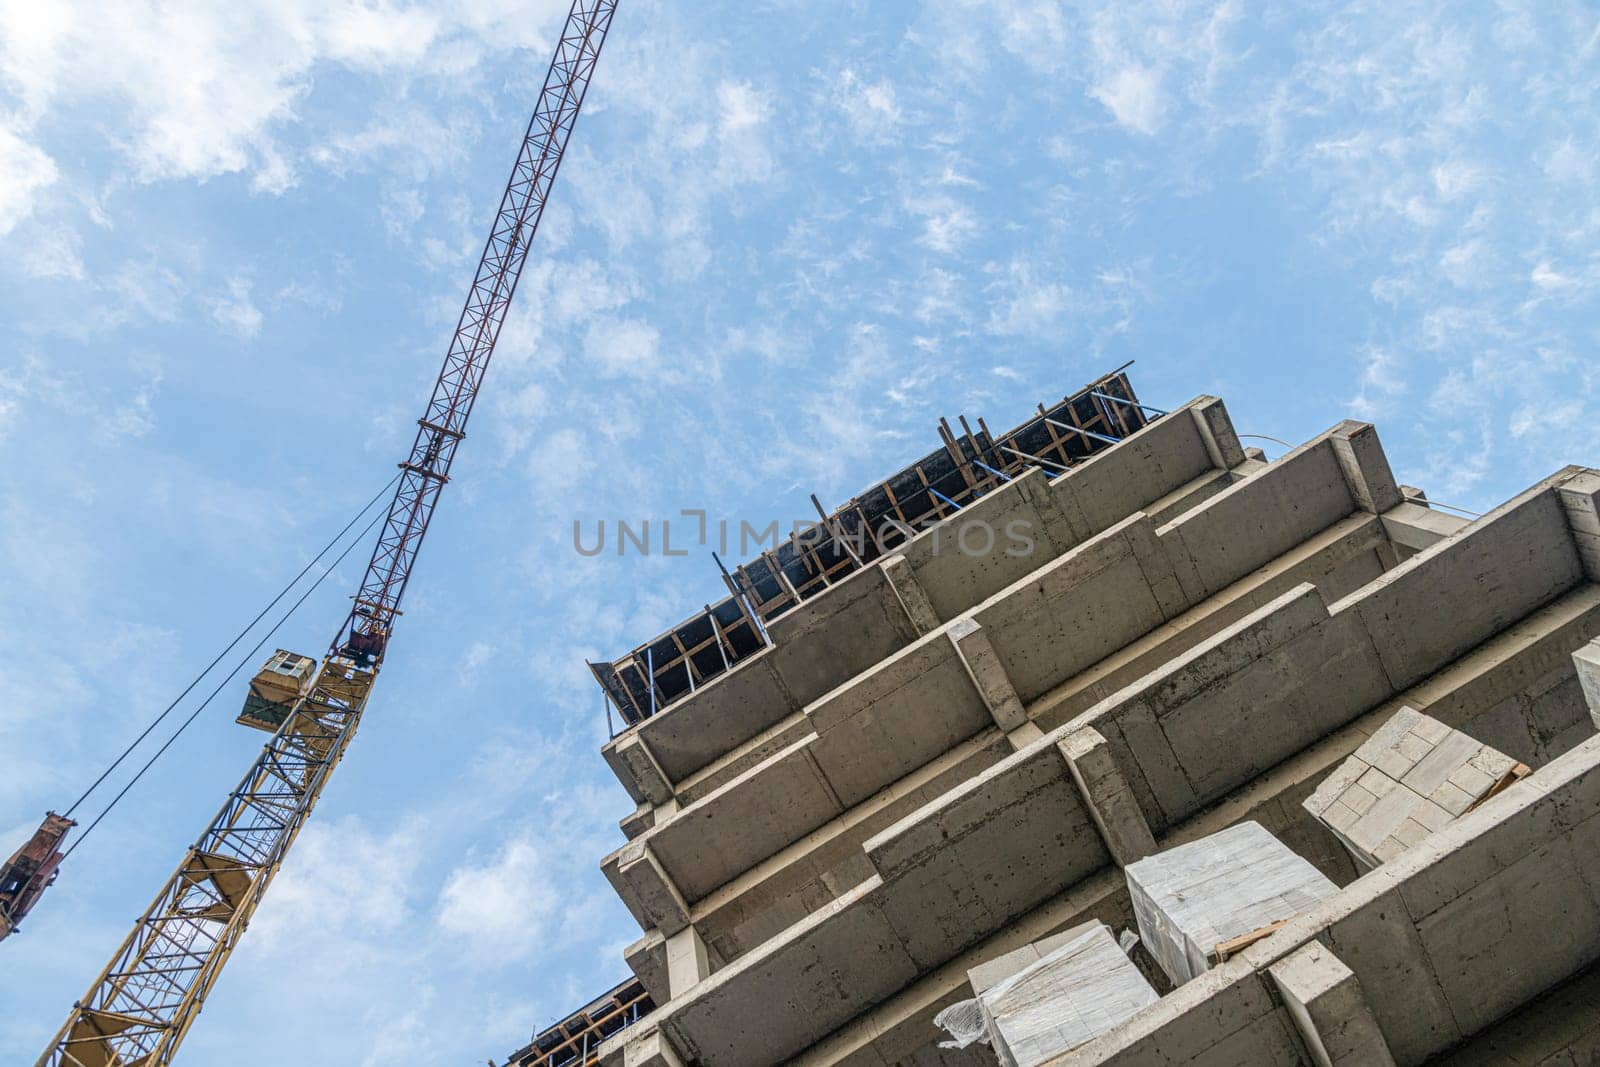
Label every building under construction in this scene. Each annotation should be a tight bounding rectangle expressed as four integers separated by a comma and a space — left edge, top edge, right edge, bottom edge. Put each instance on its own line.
502, 369, 1600, 1066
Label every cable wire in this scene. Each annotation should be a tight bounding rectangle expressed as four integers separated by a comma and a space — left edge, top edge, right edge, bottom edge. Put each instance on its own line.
61, 502, 389, 862
62, 474, 399, 820
1239, 433, 1296, 450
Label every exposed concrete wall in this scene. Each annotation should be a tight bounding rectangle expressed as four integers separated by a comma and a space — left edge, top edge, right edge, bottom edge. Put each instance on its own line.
691, 732, 1012, 965
1052, 732, 1600, 1066
605, 503, 1393, 945
599, 397, 1251, 804
587, 429, 1600, 1067
1430, 960, 1600, 1066
753, 545, 1600, 1067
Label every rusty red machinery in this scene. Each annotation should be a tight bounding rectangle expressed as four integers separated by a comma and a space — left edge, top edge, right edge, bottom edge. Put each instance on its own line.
0, 812, 75, 942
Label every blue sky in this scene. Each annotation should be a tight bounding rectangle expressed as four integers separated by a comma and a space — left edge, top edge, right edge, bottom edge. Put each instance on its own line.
1, 1, 1597, 1062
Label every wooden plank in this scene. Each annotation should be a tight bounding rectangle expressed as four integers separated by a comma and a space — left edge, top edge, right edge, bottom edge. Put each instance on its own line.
1211, 918, 1291, 963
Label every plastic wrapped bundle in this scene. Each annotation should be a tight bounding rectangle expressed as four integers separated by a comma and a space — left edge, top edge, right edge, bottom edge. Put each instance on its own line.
1304, 706, 1528, 870
1125, 821, 1337, 986
934, 922, 1156, 1066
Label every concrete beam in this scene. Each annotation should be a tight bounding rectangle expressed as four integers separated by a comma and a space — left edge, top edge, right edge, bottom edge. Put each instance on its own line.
1557, 468, 1600, 580
949, 618, 1028, 731
1573, 637, 1600, 730
614, 732, 676, 807
620, 801, 656, 841
1059, 728, 1156, 866
618, 841, 691, 937
1346, 480, 1584, 692
1189, 395, 1248, 470
1381, 501, 1468, 553
667, 925, 711, 998
1330, 421, 1403, 514
882, 554, 940, 635
1267, 942, 1395, 1067
624, 930, 670, 1007
622, 1028, 686, 1067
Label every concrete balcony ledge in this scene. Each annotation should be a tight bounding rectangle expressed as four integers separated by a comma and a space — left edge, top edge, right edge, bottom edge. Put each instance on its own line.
599, 396, 1253, 804
1049, 730, 1600, 1066
784, 574, 1600, 1066
608, 550, 1600, 1067
631, 632, 999, 906
605, 744, 1113, 1066
600, 424, 1423, 942
1089, 469, 1595, 836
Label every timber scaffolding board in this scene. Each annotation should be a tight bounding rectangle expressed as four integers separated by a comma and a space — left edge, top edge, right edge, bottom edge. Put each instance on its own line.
503, 976, 653, 1067
590, 366, 1154, 728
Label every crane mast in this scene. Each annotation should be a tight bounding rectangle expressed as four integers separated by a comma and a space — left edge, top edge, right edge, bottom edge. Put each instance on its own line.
39, 3, 616, 1063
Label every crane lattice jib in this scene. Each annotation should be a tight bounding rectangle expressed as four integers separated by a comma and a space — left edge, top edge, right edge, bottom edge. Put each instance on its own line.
334, 0, 617, 668
40, 4, 616, 1064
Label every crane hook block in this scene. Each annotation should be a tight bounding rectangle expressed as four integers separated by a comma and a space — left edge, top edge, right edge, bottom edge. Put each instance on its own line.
0, 812, 76, 941
237, 649, 319, 732
340, 630, 386, 669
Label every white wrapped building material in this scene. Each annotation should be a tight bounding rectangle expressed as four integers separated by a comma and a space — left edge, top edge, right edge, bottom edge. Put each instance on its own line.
934, 922, 1157, 1066
1124, 821, 1337, 986
1303, 706, 1528, 870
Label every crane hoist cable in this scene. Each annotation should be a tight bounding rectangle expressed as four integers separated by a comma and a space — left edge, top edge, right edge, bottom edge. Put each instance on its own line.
32, 3, 617, 1063
62, 473, 400, 821
1, 474, 397, 946
60, 497, 393, 864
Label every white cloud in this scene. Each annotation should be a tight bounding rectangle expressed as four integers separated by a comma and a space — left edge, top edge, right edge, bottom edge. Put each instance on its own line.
1091, 65, 1166, 135
1531, 260, 1578, 290
1439, 238, 1488, 289
0, 0, 566, 196
1349, 346, 1407, 418
582, 316, 660, 378
987, 262, 1073, 337
1431, 160, 1484, 201
16, 220, 83, 279
0, 124, 58, 235
104, 370, 161, 440
905, 192, 978, 254
251, 816, 420, 953
109, 261, 186, 323
833, 69, 902, 141
435, 835, 558, 962
526, 427, 592, 496
713, 80, 775, 184
208, 277, 264, 339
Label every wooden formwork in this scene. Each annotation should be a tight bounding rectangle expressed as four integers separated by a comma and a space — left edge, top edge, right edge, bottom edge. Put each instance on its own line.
592, 366, 1154, 729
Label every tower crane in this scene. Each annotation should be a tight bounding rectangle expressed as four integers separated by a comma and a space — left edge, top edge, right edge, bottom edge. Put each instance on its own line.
17, 3, 617, 1062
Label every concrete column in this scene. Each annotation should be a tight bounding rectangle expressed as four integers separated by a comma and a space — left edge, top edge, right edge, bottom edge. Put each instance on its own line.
622, 1028, 686, 1067
882, 554, 940, 635
617, 841, 691, 936
1573, 637, 1600, 730
1330, 422, 1403, 514
1557, 470, 1600, 580
1189, 396, 1247, 470
1267, 942, 1395, 1067
949, 618, 1027, 731
666, 924, 711, 998
1058, 727, 1156, 866
614, 732, 676, 807
1013, 467, 1074, 552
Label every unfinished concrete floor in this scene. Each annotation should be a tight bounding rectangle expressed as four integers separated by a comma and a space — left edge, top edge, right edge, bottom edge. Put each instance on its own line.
508, 389, 1600, 1067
